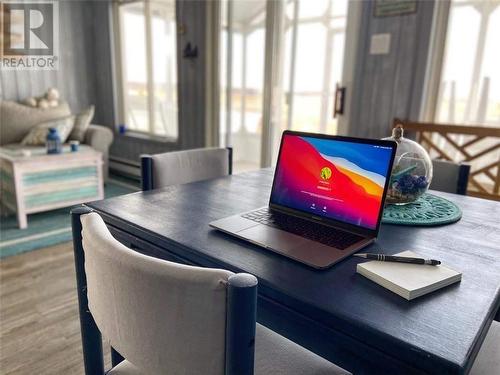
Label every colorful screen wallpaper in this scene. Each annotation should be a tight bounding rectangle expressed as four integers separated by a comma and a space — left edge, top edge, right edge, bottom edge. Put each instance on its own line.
270, 135, 394, 230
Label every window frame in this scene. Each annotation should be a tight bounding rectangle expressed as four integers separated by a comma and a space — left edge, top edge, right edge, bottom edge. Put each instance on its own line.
112, 0, 179, 141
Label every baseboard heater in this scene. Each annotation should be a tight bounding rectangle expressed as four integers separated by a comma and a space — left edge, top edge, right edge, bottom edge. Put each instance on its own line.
109, 156, 141, 181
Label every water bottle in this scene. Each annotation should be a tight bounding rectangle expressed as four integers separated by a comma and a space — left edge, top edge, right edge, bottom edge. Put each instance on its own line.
46, 127, 62, 154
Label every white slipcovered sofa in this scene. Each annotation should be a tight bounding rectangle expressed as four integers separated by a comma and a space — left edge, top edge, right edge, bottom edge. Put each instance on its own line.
0, 100, 113, 179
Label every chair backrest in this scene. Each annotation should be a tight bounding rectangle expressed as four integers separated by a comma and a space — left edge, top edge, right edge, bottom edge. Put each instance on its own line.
430, 159, 470, 195
81, 212, 234, 375
141, 147, 232, 190
392, 119, 500, 200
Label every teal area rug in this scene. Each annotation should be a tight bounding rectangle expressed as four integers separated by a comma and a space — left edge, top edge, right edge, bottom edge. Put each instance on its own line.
0, 182, 137, 258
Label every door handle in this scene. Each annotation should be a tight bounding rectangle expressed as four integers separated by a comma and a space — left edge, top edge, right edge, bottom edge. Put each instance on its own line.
333, 84, 346, 118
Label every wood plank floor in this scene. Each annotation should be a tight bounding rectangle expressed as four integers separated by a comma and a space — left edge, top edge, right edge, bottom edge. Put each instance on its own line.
0, 243, 110, 374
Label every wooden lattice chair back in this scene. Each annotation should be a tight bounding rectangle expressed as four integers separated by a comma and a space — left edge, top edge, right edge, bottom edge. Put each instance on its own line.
392, 119, 500, 201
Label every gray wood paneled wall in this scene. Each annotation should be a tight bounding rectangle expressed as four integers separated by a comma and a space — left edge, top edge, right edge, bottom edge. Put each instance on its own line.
0, 1, 97, 115
88, 0, 116, 129
348, 1, 435, 139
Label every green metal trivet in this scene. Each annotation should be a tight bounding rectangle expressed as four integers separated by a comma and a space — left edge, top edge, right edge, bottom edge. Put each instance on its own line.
382, 193, 462, 226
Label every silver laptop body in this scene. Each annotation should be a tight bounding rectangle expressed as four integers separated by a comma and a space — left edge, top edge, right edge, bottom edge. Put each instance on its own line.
210, 131, 396, 269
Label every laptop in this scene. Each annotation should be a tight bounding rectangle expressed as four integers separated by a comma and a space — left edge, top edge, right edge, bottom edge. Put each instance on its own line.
210, 131, 397, 269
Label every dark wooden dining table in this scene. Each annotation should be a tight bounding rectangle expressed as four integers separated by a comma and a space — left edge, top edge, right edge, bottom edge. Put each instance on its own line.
78, 168, 500, 374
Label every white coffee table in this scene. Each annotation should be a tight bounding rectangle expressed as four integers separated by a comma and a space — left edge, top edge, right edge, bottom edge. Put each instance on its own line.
0, 145, 104, 229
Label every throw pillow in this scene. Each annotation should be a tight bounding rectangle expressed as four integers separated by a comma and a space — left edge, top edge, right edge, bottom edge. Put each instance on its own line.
21, 116, 75, 146
0, 100, 71, 145
68, 105, 95, 142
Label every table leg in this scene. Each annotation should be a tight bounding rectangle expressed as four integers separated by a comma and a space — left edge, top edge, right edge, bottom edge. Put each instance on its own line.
12, 165, 27, 229
17, 210, 27, 229
71, 206, 104, 375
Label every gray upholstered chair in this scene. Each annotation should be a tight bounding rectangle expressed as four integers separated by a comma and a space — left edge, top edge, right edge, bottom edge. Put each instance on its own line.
430, 159, 470, 195
80, 212, 349, 375
141, 147, 232, 191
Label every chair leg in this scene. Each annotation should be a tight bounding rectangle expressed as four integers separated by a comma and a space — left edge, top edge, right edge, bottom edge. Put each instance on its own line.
71, 206, 105, 375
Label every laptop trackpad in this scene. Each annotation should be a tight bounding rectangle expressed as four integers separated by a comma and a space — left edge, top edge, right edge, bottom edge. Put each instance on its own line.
238, 224, 308, 250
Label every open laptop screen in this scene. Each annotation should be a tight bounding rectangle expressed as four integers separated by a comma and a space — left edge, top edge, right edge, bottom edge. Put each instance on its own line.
270, 133, 395, 231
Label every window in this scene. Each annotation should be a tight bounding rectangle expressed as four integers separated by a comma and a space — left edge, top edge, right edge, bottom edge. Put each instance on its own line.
434, 0, 500, 125
115, 0, 178, 139
421, 0, 500, 197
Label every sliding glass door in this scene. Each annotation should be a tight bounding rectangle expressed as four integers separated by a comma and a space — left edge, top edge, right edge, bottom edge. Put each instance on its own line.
220, 0, 355, 172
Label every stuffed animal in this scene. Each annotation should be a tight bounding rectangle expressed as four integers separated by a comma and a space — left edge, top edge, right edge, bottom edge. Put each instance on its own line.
47, 99, 59, 108
22, 88, 61, 109
37, 98, 50, 109
46, 87, 60, 102
23, 97, 37, 107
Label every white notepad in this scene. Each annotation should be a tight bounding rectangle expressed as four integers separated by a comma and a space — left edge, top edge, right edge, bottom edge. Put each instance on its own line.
356, 251, 462, 300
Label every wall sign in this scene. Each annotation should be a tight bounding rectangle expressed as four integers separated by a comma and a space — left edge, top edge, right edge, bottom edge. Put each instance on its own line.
374, 0, 417, 17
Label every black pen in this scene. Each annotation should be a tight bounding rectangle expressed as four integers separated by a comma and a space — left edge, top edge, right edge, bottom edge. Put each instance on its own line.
353, 253, 441, 266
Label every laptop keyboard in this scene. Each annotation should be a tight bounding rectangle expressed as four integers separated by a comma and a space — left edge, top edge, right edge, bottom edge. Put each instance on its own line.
241, 208, 365, 250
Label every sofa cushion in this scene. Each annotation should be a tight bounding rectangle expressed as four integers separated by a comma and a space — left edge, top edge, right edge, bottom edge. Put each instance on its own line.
0, 100, 71, 145
21, 116, 75, 146
69, 105, 94, 142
